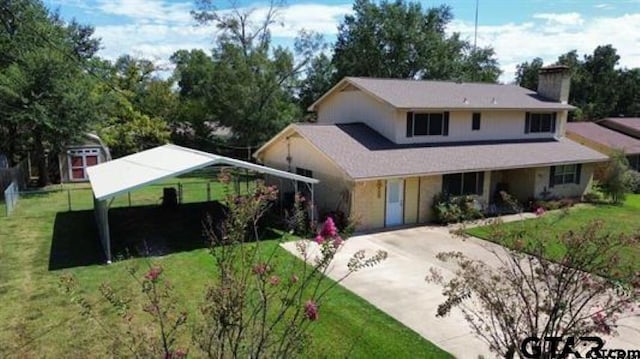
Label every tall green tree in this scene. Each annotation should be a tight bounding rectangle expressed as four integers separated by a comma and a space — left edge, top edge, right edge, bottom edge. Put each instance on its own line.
331, 0, 500, 82
298, 53, 335, 116
514, 57, 543, 90
515, 45, 639, 121
96, 55, 173, 158
177, 1, 323, 148
0, 0, 101, 185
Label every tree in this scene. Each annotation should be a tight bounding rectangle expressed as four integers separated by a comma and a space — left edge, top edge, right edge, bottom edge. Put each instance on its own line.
614, 68, 640, 117
582, 45, 620, 119
298, 53, 335, 115
332, 0, 500, 82
515, 57, 543, 90
427, 218, 639, 358
601, 150, 632, 204
178, 1, 323, 148
515, 45, 640, 120
0, 0, 101, 185
90, 55, 174, 158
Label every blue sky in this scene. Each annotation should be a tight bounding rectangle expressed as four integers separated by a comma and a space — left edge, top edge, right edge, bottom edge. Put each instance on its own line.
46, 0, 640, 82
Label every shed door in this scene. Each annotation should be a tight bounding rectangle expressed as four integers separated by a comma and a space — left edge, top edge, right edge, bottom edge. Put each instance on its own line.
385, 179, 404, 226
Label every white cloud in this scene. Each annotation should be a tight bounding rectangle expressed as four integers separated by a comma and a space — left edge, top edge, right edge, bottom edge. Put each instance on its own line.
595, 3, 614, 9
449, 12, 640, 83
532, 12, 584, 26
88, 2, 640, 85
96, 0, 193, 24
91, 1, 351, 71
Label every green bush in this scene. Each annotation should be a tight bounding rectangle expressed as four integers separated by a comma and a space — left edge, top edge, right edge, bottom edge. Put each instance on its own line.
582, 191, 602, 203
433, 193, 483, 224
601, 151, 631, 204
625, 170, 640, 194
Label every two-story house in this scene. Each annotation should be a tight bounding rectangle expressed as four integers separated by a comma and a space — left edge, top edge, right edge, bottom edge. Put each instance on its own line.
254, 66, 608, 230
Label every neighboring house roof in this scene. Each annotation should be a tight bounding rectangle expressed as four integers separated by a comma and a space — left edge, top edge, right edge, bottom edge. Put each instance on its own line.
88, 144, 318, 201
566, 122, 640, 155
308, 77, 576, 111
600, 117, 640, 138
274, 123, 607, 180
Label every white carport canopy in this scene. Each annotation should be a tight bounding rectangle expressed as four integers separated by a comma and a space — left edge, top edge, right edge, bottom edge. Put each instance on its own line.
87, 144, 318, 263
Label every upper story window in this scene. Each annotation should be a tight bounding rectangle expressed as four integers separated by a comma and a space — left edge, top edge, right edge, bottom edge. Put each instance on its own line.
442, 171, 484, 196
472, 112, 481, 131
525, 112, 557, 134
406, 111, 449, 137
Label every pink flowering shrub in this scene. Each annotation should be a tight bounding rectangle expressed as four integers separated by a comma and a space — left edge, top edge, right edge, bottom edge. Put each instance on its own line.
428, 219, 640, 359
304, 300, 319, 321
60, 264, 189, 358
60, 181, 387, 359
193, 182, 387, 358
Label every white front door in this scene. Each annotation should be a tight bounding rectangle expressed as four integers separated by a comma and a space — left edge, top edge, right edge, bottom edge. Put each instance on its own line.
385, 179, 404, 226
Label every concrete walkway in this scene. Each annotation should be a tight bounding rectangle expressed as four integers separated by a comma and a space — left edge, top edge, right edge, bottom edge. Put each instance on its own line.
281, 221, 640, 358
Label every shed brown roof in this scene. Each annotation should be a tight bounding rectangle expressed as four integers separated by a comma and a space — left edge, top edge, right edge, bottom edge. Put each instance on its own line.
566, 122, 640, 155
293, 123, 608, 180
310, 77, 576, 111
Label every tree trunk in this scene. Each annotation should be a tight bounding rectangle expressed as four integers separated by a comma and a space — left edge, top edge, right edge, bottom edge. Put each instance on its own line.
34, 130, 50, 187
7, 123, 18, 166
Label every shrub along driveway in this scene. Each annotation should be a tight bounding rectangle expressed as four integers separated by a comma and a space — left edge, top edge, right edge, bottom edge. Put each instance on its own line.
282, 225, 640, 358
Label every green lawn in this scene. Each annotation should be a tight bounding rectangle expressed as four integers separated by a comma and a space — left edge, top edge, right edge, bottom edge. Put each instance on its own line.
0, 175, 449, 358
465, 194, 640, 274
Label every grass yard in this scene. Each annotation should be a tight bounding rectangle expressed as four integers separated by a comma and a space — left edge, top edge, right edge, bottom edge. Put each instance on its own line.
465, 194, 640, 275
0, 175, 449, 358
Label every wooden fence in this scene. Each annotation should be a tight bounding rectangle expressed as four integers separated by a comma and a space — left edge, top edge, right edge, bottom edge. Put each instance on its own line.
0, 159, 28, 192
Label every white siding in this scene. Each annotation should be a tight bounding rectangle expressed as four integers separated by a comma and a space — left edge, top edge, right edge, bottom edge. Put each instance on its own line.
534, 163, 594, 199
316, 89, 400, 141
395, 110, 567, 144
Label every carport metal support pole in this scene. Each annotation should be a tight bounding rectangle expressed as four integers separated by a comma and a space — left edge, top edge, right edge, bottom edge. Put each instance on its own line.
94, 197, 112, 264
310, 183, 315, 225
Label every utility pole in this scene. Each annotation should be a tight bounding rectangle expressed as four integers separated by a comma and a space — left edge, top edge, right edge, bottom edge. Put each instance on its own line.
474, 0, 479, 52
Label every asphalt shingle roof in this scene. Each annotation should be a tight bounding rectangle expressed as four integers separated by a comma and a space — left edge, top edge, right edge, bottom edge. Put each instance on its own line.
566, 122, 640, 155
601, 118, 640, 137
295, 123, 608, 180
343, 77, 575, 110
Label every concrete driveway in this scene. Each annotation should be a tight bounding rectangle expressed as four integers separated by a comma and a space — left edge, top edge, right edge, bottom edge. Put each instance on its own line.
281, 225, 640, 358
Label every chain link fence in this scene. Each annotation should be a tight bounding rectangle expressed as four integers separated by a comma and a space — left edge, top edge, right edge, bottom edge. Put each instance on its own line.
2, 167, 260, 217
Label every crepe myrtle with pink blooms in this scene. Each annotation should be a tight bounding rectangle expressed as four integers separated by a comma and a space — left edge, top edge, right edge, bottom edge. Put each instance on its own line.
59, 182, 387, 358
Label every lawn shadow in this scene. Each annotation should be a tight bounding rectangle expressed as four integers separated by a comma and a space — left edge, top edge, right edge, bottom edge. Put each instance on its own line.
49, 202, 226, 270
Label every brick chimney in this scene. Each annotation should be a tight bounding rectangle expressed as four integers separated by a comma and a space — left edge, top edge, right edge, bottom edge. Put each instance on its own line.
537, 65, 571, 104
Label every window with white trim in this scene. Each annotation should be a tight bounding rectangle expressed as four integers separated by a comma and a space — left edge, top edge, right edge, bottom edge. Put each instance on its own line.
442, 172, 484, 196
551, 164, 579, 186
68, 148, 100, 181
406, 111, 450, 137
525, 112, 556, 133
